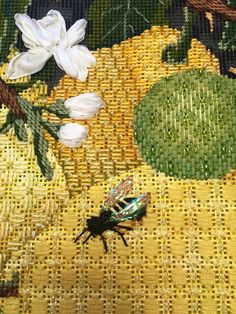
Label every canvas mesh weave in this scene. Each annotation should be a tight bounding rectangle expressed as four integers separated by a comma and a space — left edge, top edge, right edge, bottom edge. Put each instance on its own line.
0, 2, 236, 314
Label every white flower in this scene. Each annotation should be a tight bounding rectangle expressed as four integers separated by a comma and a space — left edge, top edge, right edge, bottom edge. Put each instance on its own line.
57, 123, 88, 148
64, 92, 104, 120
6, 10, 96, 80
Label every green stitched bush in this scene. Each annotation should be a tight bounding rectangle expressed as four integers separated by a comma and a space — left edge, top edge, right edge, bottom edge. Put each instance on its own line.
134, 69, 236, 179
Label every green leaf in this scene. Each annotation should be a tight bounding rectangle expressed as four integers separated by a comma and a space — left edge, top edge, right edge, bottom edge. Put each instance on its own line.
6, 80, 39, 92
88, 0, 172, 50
17, 96, 35, 129
0, 0, 31, 62
18, 97, 54, 180
33, 126, 54, 181
0, 110, 15, 133
162, 8, 198, 64
219, 0, 236, 51
42, 100, 70, 118
41, 119, 61, 140
14, 119, 28, 142
30, 57, 58, 90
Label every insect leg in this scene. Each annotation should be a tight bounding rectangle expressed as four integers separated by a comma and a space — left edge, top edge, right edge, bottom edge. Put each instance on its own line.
74, 228, 88, 243
113, 229, 128, 247
100, 235, 108, 253
83, 233, 92, 244
116, 225, 133, 231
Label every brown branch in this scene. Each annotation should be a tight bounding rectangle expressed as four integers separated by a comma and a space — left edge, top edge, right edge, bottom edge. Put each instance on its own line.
0, 78, 27, 121
185, 0, 236, 22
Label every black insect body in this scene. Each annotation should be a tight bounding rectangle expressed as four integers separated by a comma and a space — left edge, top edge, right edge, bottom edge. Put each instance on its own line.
74, 177, 150, 252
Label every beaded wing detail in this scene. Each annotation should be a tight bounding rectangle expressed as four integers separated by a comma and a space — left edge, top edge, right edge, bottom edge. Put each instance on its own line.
74, 176, 150, 252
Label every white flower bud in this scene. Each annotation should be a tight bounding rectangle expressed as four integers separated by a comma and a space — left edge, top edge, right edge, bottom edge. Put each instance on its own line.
57, 123, 88, 148
64, 92, 104, 120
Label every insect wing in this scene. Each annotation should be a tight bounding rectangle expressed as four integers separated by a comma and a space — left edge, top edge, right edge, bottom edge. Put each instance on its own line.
109, 193, 150, 222
104, 176, 133, 208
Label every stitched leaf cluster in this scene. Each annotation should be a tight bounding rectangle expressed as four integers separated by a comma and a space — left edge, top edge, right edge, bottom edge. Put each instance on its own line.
219, 0, 236, 51
0, 98, 70, 180
88, 0, 172, 49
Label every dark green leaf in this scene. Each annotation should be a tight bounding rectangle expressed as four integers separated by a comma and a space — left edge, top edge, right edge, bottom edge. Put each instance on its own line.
41, 120, 61, 140
0, 0, 31, 62
6, 80, 39, 92
14, 119, 28, 142
162, 8, 198, 64
42, 100, 70, 118
17, 97, 34, 121
88, 0, 172, 50
219, 0, 236, 51
33, 126, 54, 181
30, 57, 59, 93
18, 97, 54, 180
0, 110, 15, 133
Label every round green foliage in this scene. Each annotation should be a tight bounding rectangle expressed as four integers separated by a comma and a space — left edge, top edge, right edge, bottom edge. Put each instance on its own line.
134, 70, 236, 179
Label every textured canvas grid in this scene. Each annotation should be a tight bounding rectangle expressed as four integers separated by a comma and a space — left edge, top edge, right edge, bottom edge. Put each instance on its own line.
0, 1, 236, 314
45, 26, 219, 195
1, 166, 236, 313
0, 112, 69, 268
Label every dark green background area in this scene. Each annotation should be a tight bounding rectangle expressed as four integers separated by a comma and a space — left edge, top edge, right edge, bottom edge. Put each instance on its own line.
87, 0, 172, 49
135, 70, 236, 179
2, 0, 234, 91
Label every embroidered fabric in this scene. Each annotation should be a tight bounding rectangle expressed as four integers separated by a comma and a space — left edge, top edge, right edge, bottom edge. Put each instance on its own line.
0, 1, 236, 314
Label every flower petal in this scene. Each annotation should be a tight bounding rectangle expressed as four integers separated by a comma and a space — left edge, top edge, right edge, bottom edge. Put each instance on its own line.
64, 93, 104, 120
64, 19, 87, 47
38, 10, 66, 45
74, 93, 104, 108
52, 46, 96, 80
15, 13, 42, 48
15, 10, 65, 50
72, 46, 96, 68
57, 123, 88, 148
6, 47, 52, 79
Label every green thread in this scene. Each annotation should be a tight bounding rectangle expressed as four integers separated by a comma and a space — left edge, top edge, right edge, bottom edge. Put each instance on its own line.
18, 97, 54, 180
0, 110, 15, 133
1, 97, 71, 180
40, 120, 61, 140
6, 80, 43, 93
219, 0, 236, 51
0, 0, 31, 62
0, 272, 19, 298
14, 119, 28, 142
30, 57, 58, 91
42, 99, 70, 118
162, 7, 198, 64
134, 69, 236, 179
33, 125, 54, 180
88, 0, 172, 50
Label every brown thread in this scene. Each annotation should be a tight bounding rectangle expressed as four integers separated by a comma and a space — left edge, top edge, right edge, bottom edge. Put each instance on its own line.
0, 287, 18, 297
185, 0, 236, 22
0, 78, 27, 121
0, 272, 19, 298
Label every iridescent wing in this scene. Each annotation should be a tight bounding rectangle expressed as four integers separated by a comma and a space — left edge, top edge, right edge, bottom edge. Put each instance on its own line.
109, 193, 151, 223
104, 176, 133, 209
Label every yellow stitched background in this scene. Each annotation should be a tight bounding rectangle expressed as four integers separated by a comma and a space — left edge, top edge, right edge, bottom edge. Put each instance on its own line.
1, 165, 236, 313
1, 26, 236, 314
45, 26, 219, 195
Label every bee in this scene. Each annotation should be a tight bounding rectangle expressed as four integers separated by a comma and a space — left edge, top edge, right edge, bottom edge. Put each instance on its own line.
74, 176, 150, 252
